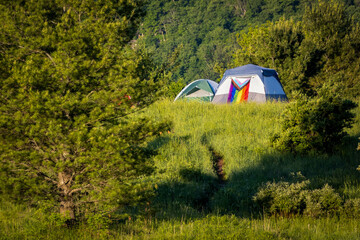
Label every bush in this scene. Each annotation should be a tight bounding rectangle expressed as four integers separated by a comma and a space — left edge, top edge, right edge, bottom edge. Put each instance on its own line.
303, 184, 342, 217
271, 84, 357, 154
253, 177, 343, 217
253, 180, 309, 216
343, 198, 360, 218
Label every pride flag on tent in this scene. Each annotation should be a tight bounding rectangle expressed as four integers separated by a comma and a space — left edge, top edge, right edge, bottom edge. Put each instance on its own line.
227, 78, 250, 103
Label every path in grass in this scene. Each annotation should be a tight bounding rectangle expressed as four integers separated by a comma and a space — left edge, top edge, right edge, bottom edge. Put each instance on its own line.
208, 146, 226, 184
193, 144, 227, 212
200, 131, 226, 184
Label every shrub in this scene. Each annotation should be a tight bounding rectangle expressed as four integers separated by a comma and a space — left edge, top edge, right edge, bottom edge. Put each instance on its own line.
304, 184, 342, 217
253, 177, 343, 217
271, 83, 357, 154
343, 198, 360, 218
253, 180, 309, 216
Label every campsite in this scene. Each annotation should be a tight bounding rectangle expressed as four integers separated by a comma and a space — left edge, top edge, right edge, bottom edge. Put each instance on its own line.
1, 0, 360, 239
176, 64, 287, 103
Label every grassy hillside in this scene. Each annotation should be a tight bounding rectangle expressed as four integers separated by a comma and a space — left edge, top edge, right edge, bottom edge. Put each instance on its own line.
145, 99, 360, 218
145, 100, 285, 217
1, 99, 360, 239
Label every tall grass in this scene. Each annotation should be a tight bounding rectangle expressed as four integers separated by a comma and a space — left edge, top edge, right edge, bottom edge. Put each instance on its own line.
1, 98, 359, 239
144, 99, 360, 218
118, 215, 360, 239
2, 201, 359, 240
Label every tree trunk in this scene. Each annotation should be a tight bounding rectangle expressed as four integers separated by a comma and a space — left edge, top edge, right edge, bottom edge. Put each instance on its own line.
60, 198, 75, 219
58, 171, 75, 221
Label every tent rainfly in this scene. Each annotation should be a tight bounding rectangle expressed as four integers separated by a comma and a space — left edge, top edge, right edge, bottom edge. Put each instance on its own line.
212, 64, 287, 103
174, 79, 219, 102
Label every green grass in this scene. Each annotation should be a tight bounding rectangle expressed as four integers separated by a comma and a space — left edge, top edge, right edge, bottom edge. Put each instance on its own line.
144, 99, 360, 218
2, 206, 360, 239
1, 98, 360, 239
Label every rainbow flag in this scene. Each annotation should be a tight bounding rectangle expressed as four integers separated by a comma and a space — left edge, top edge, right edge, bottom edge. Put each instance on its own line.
227, 78, 250, 103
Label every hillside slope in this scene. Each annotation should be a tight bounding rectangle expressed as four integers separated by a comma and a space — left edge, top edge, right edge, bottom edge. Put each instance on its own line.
144, 99, 360, 218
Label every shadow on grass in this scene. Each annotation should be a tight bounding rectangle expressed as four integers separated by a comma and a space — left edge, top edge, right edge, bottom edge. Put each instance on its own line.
152, 168, 218, 219
149, 135, 360, 220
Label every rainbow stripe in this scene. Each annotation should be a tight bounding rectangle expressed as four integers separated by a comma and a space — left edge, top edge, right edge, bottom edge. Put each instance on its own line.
227, 78, 250, 103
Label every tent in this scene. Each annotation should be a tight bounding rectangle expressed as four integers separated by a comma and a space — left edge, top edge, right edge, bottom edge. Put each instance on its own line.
174, 79, 219, 102
212, 64, 287, 103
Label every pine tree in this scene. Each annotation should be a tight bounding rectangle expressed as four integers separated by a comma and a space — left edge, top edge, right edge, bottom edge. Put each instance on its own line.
0, 0, 170, 222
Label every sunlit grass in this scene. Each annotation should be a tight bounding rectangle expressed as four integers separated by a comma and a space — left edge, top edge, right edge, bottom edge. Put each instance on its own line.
144, 99, 360, 216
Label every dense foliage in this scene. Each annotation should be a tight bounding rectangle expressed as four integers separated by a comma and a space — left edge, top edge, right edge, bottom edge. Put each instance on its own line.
138, 0, 360, 92
138, 0, 312, 85
253, 174, 343, 217
0, 0, 170, 222
271, 84, 357, 154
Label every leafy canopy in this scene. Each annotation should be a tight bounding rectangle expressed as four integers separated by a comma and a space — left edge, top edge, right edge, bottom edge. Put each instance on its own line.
138, 0, 360, 85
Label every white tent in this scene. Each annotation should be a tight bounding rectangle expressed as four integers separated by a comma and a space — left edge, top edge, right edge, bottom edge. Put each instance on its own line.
212, 64, 287, 103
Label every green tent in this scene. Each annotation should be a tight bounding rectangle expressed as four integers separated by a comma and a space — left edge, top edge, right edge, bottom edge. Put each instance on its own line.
174, 79, 218, 102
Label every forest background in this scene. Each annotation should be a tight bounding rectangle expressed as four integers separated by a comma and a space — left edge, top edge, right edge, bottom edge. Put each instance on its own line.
139, 0, 360, 98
